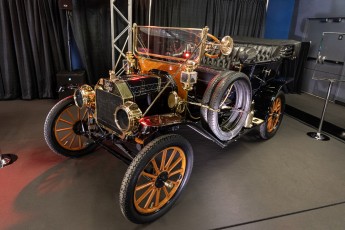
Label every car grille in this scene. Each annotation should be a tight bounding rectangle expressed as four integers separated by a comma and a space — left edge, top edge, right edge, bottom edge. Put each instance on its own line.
96, 89, 122, 133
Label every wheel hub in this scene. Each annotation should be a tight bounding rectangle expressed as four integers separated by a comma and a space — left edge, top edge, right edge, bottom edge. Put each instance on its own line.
155, 171, 169, 188
73, 121, 86, 135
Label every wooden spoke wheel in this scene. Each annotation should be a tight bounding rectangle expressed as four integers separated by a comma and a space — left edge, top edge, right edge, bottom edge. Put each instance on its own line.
259, 91, 285, 140
267, 97, 282, 133
134, 146, 186, 214
120, 134, 193, 224
54, 104, 90, 151
44, 96, 96, 157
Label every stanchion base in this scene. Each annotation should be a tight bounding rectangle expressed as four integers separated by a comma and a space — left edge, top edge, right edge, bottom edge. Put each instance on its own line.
0, 154, 18, 168
307, 132, 330, 141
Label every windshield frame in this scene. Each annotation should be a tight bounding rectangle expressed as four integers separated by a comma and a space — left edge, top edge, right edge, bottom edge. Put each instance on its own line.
133, 25, 208, 64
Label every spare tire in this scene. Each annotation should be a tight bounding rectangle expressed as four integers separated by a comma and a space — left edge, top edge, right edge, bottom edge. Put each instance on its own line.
207, 71, 252, 141
200, 71, 232, 123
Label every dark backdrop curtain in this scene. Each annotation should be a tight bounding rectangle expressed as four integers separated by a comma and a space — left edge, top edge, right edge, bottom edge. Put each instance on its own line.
0, 0, 266, 99
0, 0, 67, 99
70, 0, 112, 85
133, 0, 267, 38
205, 0, 267, 37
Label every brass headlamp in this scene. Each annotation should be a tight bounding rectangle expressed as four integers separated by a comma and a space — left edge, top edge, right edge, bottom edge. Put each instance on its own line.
180, 61, 198, 91
74, 84, 95, 108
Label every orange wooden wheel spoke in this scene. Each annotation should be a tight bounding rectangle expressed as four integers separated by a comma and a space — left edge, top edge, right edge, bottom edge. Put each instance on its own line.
267, 117, 273, 132
56, 127, 73, 132
78, 135, 82, 149
60, 131, 73, 142
69, 134, 76, 148
168, 156, 182, 173
270, 122, 274, 130
160, 149, 167, 171
151, 159, 160, 174
66, 108, 76, 121
144, 188, 156, 209
170, 180, 179, 186
58, 118, 74, 125
135, 182, 154, 191
155, 188, 161, 207
136, 186, 154, 205
273, 118, 279, 127
164, 149, 176, 170
169, 168, 183, 177
141, 171, 157, 179
276, 104, 281, 112
163, 186, 169, 197
274, 99, 281, 111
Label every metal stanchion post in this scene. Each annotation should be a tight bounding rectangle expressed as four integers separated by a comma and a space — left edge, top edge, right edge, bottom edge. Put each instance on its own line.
307, 79, 334, 141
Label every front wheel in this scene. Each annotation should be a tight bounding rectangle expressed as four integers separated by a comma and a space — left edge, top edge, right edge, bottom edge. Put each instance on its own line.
119, 134, 193, 224
44, 96, 96, 157
259, 91, 285, 140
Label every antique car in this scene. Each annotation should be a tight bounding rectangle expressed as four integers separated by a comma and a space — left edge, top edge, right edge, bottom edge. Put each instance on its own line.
44, 25, 296, 224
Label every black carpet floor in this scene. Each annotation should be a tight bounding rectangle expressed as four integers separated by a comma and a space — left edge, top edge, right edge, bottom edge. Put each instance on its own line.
0, 99, 345, 230
285, 93, 345, 142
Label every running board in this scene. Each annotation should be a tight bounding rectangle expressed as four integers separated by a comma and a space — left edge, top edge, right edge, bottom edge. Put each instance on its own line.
186, 119, 262, 148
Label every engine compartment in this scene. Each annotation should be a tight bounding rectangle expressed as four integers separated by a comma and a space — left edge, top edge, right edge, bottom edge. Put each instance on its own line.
94, 72, 175, 136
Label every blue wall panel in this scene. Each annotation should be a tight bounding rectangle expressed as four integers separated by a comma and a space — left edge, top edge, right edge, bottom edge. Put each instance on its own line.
265, 0, 295, 39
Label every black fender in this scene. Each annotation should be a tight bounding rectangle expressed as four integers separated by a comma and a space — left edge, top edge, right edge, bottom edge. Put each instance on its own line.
253, 80, 285, 120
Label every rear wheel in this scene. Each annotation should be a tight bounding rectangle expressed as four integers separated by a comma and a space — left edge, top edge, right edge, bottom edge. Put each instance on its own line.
259, 91, 285, 140
119, 134, 193, 224
44, 96, 96, 157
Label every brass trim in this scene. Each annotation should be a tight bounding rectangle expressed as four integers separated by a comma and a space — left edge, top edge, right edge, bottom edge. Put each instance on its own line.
114, 101, 143, 133
133, 25, 207, 64
136, 51, 191, 62
94, 78, 134, 138
136, 25, 203, 31
73, 84, 95, 109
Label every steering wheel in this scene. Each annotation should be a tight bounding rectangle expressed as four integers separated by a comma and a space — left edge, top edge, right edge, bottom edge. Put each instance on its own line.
204, 33, 221, 59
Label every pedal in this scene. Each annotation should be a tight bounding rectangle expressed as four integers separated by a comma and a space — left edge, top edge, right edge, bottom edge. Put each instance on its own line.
252, 117, 264, 125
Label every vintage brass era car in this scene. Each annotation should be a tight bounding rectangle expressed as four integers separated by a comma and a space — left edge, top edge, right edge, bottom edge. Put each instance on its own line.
44, 25, 296, 223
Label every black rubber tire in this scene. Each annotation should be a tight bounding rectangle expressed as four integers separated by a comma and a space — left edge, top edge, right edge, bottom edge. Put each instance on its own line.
44, 96, 96, 158
207, 72, 252, 141
259, 91, 285, 140
119, 134, 193, 224
200, 71, 232, 123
